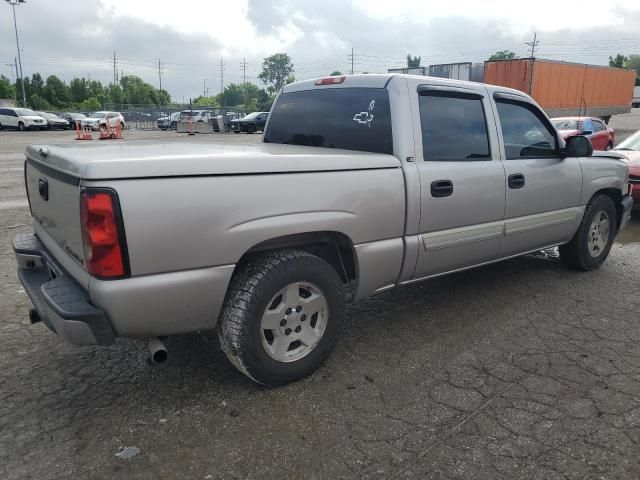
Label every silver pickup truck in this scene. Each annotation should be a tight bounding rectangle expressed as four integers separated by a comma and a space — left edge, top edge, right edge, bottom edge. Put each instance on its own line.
14, 74, 633, 386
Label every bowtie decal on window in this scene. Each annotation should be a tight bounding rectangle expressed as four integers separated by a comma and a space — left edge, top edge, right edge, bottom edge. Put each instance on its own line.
353, 100, 376, 127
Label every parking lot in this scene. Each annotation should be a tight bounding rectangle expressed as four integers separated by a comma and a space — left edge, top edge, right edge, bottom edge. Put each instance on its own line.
1, 118, 640, 479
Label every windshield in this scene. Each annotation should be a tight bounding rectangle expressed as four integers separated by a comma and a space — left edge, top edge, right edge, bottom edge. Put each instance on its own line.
14, 108, 37, 116
37, 112, 57, 120
616, 130, 640, 151
88, 112, 107, 119
264, 88, 393, 155
70, 113, 86, 119
242, 112, 261, 120
552, 119, 581, 130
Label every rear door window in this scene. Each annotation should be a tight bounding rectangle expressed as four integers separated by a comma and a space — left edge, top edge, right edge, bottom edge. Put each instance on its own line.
264, 88, 393, 155
418, 92, 491, 161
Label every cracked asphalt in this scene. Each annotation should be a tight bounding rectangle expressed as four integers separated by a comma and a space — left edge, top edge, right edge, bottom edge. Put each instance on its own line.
1, 124, 640, 479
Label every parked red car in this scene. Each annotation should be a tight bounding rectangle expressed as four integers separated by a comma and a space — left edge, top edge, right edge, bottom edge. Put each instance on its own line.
614, 129, 640, 207
551, 117, 615, 151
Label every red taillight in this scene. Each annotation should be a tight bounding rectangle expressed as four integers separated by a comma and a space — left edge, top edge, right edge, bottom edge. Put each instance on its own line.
80, 189, 128, 279
315, 75, 346, 85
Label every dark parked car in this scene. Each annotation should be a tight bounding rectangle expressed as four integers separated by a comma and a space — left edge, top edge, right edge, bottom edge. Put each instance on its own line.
35, 111, 69, 130
231, 111, 269, 133
59, 112, 87, 129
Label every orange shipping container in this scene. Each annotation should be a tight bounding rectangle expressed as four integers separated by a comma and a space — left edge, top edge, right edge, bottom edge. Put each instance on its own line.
484, 58, 636, 121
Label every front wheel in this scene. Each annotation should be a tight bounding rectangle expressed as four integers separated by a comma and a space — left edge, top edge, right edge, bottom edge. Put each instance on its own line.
559, 194, 617, 271
218, 249, 346, 386
606, 142, 613, 151
18, 122, 25, 131
246, 124, 256, 134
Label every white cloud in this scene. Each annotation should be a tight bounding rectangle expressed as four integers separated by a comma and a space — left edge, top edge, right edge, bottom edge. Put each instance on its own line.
1, 0, 638, 101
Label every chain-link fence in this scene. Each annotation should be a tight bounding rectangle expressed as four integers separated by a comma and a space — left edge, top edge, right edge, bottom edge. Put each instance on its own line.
101, 104, 248, 132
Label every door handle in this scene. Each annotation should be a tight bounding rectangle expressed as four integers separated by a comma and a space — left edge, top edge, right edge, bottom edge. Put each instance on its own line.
431, 179, 453, 197
508, 173, 525, 189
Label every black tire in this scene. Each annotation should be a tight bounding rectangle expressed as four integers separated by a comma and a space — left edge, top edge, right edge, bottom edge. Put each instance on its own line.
559, 194, 617, 271
233, 130, 240, 134
218, 249, 346, 386
18, 122, 25, 131
606, 142, 613, 151
246, 124, 256, 134
0, 122, 3, 130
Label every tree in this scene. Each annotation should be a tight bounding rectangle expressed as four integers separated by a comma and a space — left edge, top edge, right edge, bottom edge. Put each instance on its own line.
258, 53, 295, 95
43, 75, 71, 107
70, 78, 89, 103
625, 54, 640, 85
29, 93, 51, 110
488, 50, 517, 61
407, 55, 421, 68
256, 89, 273, 112
0, 75, 15, 99
330, 70, 343, 76
79, 97, 101, 111
609, 54, 628, 68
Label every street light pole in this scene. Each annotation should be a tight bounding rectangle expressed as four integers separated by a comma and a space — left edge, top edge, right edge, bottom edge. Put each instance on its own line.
7, 0, 27, 107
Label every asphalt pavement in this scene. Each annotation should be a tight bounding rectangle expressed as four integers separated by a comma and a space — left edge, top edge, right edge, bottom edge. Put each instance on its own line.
1, 125, 640, 479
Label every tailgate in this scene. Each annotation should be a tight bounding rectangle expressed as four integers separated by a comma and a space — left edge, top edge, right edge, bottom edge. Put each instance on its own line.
25, 158, 86, 272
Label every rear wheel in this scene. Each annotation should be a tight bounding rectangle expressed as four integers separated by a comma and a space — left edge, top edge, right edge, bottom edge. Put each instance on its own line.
559, 194, 617, 271
218, 249, 346, 386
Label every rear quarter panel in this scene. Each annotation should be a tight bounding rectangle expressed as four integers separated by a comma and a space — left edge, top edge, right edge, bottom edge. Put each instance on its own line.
84, 167, 406, 275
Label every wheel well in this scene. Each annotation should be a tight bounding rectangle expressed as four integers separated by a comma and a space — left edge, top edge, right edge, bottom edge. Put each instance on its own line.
236, 232, 358, 284
592, 188, 622, 227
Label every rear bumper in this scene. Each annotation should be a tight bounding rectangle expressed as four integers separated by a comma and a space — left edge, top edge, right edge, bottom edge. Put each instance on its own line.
13, 234, 115, 346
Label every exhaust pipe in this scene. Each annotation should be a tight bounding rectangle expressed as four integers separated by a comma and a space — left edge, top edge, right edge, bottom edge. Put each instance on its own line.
29, 309, 42, 324
148, 337, 168, 364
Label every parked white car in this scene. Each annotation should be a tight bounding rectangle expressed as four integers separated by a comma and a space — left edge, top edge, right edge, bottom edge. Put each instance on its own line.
0, 107, 47, 131
81, 111, 125, 131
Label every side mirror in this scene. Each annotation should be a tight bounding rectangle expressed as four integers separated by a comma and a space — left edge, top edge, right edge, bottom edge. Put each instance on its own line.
563, 135, 593, 158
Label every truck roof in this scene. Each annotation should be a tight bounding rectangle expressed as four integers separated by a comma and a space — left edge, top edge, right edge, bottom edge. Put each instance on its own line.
282, 73, 529, 100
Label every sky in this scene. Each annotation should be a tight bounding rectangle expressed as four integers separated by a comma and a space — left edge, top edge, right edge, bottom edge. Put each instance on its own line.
1, 0, 639, 102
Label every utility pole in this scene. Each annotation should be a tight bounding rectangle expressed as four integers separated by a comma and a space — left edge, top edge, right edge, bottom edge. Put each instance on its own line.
349, 47, 355, 75
525, 32, 539, 95
112, 51, 117, 85
525, 32, 539, 58
218, 58, 225, 95
7, 60, 17, 104
158, 58, 162, 91
240, 57, 248, 108
7, 0, 27, 107
203, 78, 206, 98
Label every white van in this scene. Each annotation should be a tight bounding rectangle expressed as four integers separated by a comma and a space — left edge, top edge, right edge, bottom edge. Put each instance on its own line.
0, 107, 47, 131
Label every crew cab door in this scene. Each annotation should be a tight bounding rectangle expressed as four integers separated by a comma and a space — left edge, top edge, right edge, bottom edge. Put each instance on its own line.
492, 93, 582, 257
411, 84, 506, 279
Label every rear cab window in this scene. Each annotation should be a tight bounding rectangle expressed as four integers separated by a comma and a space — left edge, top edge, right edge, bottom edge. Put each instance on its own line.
264, 88, 393, 155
